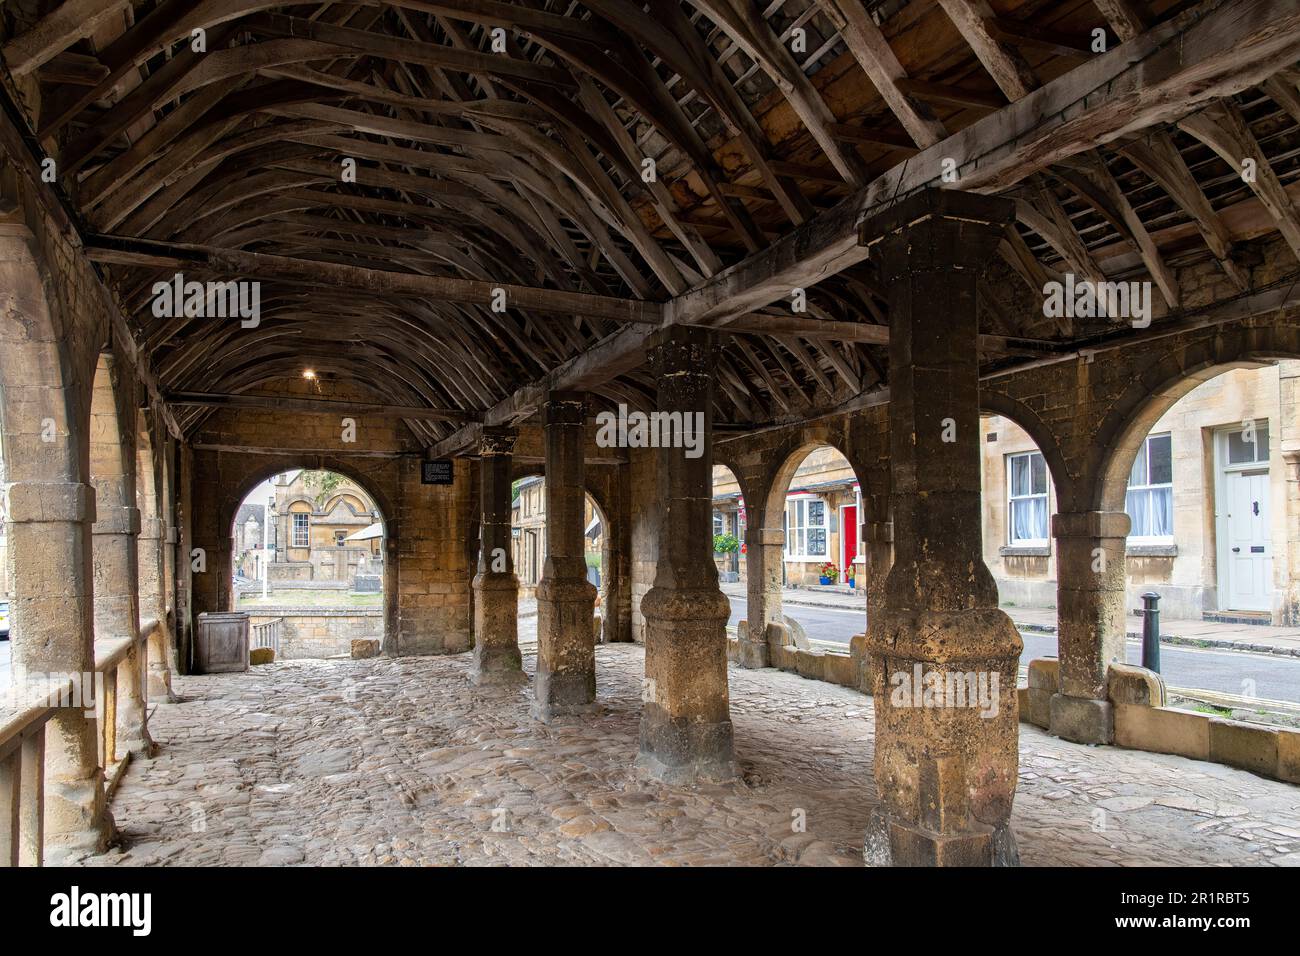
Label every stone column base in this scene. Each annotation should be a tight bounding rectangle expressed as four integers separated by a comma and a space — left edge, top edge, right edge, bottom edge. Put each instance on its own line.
866, 606, 1022, 867
147, 669, 177, 702
43, 773, 114, 859
638, 586, 736, 785
532, 571, 598, 721
865, 809, 1018, 867
1049, 693, 1114, 745
735, 631, 769, 669
471, 572, 526, 686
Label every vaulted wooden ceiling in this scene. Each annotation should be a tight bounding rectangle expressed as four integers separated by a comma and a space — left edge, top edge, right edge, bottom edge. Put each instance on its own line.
3, 0, 1299, 450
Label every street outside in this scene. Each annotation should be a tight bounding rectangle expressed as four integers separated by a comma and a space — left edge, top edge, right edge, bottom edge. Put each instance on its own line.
722, 593, 1300, 705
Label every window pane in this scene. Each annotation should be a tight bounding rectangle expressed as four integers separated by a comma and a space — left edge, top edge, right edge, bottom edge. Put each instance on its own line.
807, 529, 826, 556
1227, 428, 1258, 465
1128, 447, 1147, 487
1147, 434, 1172, 485
1126, 487, 1173, 538
808, 500, 824, 526
1030, 453, 1047, 494
1255, 423, 1270, 461
1009, 497, 1046, 542
1009, 455, 1029, 497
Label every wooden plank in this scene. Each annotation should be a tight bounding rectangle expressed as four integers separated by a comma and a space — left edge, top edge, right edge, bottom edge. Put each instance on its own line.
83, 235, 663, 323
165, 391, 481, 421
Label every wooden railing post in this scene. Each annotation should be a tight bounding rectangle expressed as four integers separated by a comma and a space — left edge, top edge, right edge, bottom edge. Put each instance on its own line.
18, 729, 44, 867
102, 666, 118, 767
0, 747, 19, 866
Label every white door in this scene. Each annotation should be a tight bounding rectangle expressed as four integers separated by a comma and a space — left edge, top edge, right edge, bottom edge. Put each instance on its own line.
1224, 469, 1271, 611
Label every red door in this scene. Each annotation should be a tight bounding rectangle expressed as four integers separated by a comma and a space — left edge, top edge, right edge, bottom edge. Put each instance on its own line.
841, 505, 858, 582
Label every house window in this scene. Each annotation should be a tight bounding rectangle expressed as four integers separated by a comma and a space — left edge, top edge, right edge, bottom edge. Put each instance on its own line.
293, 513, 309, 548
1007, 451, 1049, 545
1126, 433, 1173, 541
1226, 421, 1269, 465
713, 510, 724, 536
785, 497, 827, 558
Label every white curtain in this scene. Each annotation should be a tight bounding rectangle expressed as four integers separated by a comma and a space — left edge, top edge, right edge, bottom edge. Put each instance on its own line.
1011, 496, 1047, 543
1126, 487, 1172, 538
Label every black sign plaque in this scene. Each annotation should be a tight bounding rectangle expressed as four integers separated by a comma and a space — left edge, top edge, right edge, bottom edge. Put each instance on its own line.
421, 459, 454, 485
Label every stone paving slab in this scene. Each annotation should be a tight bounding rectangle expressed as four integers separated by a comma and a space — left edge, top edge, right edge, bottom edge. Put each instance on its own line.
80, 646, 1300, 867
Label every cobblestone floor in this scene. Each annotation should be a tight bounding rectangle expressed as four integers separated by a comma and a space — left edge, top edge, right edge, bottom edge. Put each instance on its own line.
82, 645, 1300, 867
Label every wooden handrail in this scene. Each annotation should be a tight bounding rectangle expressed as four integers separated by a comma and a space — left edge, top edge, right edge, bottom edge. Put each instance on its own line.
0, 677, 73, 867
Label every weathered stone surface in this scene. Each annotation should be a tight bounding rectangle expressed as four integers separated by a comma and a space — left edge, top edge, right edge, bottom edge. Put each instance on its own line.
350, 639, 380, 660
250, 647, 275, 665
72, 645, 1300, 868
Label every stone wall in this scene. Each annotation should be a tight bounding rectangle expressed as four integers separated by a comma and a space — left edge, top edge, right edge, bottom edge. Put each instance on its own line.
249, 610, 383, 660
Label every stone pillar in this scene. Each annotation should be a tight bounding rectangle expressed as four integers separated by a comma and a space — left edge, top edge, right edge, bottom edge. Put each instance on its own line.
737, 526, 784, 668
1279, 361, 1300, 624
6, 480, 112, 855
137, 515, 176, 700
637, 326, 736, 784
92, 490, 154, 757
1050, 511, 1130, 743
532, 393, 599, 720
472, 428, 526, 685
862, 189, 1021, 867
851, 517, 892, 691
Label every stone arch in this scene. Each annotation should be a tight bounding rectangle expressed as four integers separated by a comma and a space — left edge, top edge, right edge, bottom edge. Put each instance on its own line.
1090, 327, 1300, 513
89, 351, 153, 756
0, 223, 110, 853
506, 464, 612, 616
979, 390, 1070, 497
709, 461, 746, 585
135, 408, 175, 698
223, 462, 397, 652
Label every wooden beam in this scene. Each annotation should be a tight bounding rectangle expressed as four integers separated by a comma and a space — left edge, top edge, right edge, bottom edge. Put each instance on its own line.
989, 18, 1094, 58
668, 0, 1300, 329
937, 0, 1040, 102
1179, 100, 1300, 261
166, 391, 480, 422
0, 0, 129, 76
819, 0, 948, 148
896, 78, 1006, 111
83, 235, 663, 324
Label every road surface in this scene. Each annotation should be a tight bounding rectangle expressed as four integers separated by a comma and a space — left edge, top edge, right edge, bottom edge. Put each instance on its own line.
725, 594, 1300, 703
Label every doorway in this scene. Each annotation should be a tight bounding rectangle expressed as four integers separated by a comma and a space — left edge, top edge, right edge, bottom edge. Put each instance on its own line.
1216, 423, 1272, 612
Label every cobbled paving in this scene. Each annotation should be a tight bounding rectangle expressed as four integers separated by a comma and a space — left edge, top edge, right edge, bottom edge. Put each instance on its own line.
80, 644, 1300, 866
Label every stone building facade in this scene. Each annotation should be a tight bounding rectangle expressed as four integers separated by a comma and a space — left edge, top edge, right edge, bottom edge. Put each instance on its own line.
983, 362, 1295, 622
261, 471, 383, 587
511, 475, 603, 599
713, 446, 863, 588
713, 361, 1296, 625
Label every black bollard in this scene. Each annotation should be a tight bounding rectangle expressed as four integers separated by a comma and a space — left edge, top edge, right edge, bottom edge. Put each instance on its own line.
1141, 592, 1161, 673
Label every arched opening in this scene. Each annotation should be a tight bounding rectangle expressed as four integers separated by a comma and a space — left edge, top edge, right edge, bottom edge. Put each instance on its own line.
134, 410, 174, 698
229, 468, 389, 659
755, 443, 869, 649
710, 464, 746, 584
1094, 359, 1300, 712
89, 352, 153, 757
0, 224, 111, 853
510, 473, 607, 639
979, 411, 1063, 671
